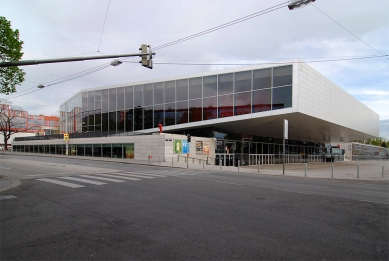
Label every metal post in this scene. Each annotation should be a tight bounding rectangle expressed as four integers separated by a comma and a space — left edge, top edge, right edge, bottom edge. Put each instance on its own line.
187, 156, 188, 168
159, 157, 161, 166
357, 164, 360, 178
258, 161, 260, 173
148, 156, 150, 165
382, 165, 384, 179
220, 162, 222, 170
305, 163, 307, 177
203, 160, 205, 169
238, 160, 240, 172
331, 164, 334, 178
172, 157, 173, 167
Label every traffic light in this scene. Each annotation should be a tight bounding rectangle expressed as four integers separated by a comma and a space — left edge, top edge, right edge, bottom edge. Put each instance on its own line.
187, 134, 191, 142
139, 44, 153, 69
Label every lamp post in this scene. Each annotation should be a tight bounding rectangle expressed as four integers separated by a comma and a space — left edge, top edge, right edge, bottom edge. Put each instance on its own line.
288, 0, 316, 10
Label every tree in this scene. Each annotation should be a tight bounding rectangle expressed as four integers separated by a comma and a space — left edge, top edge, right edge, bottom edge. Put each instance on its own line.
0, 99, 29, 148
0, 16, 25, 94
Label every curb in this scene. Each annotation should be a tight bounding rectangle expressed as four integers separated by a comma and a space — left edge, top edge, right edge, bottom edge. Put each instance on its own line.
0, 179, 21, 193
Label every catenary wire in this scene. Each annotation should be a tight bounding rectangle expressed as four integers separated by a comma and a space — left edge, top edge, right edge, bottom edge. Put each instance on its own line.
97, 0, 111, 52
311, 4, 389, 61
152, 1, 290, 51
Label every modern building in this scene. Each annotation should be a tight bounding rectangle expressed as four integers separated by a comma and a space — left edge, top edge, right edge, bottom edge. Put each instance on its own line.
13, 59, 380, 165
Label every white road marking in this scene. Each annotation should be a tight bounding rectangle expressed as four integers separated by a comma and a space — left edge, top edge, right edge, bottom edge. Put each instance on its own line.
113, 173, 155, 179
0, 195, 17, 200
359, 200, 389, 205
78, 175, 125, 182
294, 184, 327, 188
362, 190, 388, 195
58, 177, 107, 185
125, 172, 167, 177
36, 179, 85, 188
0, 166, 12, 169
215, 181, 242, 185
95, 174, 141, 181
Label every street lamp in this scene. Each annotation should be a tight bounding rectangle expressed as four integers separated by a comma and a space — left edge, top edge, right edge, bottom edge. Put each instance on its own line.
288, 0, 316, 10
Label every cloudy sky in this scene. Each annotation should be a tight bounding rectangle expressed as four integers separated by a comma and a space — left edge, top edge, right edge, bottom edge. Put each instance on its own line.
1, 0, 388, 124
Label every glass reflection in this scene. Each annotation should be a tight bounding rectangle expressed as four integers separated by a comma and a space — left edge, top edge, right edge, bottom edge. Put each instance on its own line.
235, 71, 251, 93
82, 92, 87, 112
176, 100, 188, 124
134, 106, 143, 130
234, 92, 251, 115
117, 87, 125, 110
87, 91, 94, 111
218, 94, 233, 118
95, 90, 102, 110
164, 103, 175, 126
126, 109, 134, 132
102, 89, 108, 113
272, 85, 292, 110
189, 99, 202, 122
273, 65, 292, 87
253, 68, 271, 90
154, 104, 164, 127
252, 89, 271, 113
189, 77, 202, 99
218, 73, 233, 95
109, 88, 116, 112
125, 86, 133, 110
134, 85, 142, 107
144, 106, 153, 129
143, 84, 153, 106
203, 75, 217, 97
117, 110, 125, 132
165, 81, 175, 103
176, 79, 188, 101
154, 82, 164, 105
203, 96, 217, 120
109, 111, 116, 134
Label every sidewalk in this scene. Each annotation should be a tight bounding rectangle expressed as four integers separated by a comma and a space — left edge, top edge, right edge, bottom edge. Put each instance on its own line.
1, 151, 389, 181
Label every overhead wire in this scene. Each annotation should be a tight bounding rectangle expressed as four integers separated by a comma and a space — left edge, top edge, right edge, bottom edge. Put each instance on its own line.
97, 0, 111, 52
311, 4, 389, 61
152, 1, 291, 51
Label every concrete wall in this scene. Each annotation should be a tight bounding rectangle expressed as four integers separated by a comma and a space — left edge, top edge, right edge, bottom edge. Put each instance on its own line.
296, 61, 379, 137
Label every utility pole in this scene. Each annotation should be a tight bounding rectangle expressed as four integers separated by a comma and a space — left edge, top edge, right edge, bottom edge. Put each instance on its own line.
0, 44, 155, 68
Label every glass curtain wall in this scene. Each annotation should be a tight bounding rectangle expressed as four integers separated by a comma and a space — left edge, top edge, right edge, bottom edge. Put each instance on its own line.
60, 65, 293, 134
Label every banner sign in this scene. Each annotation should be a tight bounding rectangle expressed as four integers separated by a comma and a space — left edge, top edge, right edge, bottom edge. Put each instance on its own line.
196, 141, 203, 154
174, 139, 182, 154
182, 140, 190, 154
203, 141, 210, 155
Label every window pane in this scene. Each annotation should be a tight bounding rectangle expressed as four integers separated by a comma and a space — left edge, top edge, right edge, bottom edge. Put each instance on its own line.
126, 108, 133, 132
252, 89, 271, 113
117, 110, 125, 132
203, 75, 217, 97
109, 111, 116, 133
125, 86, 133, 110
235, 71, 251, 93
203, 96, 217, 120
235, 92, 251, 115
154, 104, 164, 127
218, 94, 233, 118
189, 99, 202, 122
176, 79, 188, 101
134, 85, 142, 107
143, 83, 153, 106
102, 112, 108, 131
102, 89, 108, 113
134, 106, 143, 130
272, 85, 292, 110
82, 92, 87, 112
176, 100, 188, 124
93, 144, 101, 157
165, 81, 175, 103
95, 90, 101, 110
117, 87, 125, 110
218, 73, 233, 95
164, 103, 175, 126
109, 88, 116, 112
144, 106, 153, 129
154, 82, 164, 105
95, 111, 101, 127
87, 91, 94, 111
273, 65, 292, 87
253, 68, 272, 90
189, 77, 202, 99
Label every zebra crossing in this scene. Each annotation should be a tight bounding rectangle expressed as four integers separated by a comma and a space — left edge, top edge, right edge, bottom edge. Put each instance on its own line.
36, 169, 208, 189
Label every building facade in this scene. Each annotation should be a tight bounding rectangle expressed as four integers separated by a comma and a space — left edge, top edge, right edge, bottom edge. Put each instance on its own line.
15, 60, 380, 164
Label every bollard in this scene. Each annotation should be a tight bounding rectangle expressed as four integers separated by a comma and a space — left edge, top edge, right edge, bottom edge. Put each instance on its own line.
220, 162, 222, 170
172, 157, 173, 167
383, 165, 385, 179
187, 156, 189, 168
305, 163, 307, 177
238, 160, 240, 172
331, 164, 334, 178
357, 164, 360, 179
258, 161, 260, 173
148, 156, 150, 165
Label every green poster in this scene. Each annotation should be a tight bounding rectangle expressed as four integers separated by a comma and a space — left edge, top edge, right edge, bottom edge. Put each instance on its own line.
125, 143, 135, 159
174, 139, 182, 154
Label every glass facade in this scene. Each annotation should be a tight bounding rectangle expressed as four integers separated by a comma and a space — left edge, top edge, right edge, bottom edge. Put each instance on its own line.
60, 65, 293, 135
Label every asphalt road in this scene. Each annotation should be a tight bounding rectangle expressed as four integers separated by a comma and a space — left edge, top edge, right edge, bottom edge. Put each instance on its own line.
1, 154, 388, 260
